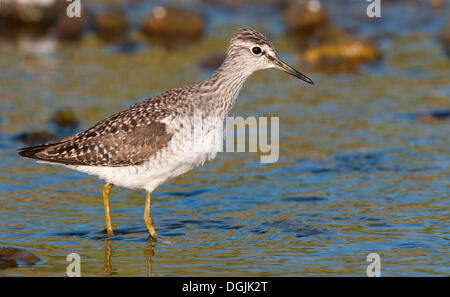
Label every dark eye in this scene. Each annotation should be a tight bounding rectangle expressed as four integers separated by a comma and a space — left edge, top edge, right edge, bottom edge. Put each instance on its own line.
252, 46, 262, 55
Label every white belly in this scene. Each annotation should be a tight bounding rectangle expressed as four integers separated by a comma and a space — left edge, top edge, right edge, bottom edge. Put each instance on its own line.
65, 122, 223, 192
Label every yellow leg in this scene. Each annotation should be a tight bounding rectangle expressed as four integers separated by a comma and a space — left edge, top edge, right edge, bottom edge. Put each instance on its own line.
102, 183, 114, 236
144, 191, 157, 239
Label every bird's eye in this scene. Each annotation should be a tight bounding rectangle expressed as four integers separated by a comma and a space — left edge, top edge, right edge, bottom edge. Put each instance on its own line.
252, 46, 262, 55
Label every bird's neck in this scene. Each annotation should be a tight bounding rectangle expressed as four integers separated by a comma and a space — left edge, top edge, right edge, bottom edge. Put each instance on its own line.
200, 56, 253, 117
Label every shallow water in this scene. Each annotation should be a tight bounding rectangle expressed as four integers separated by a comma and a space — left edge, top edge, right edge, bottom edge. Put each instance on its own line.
0, 2, 449, 276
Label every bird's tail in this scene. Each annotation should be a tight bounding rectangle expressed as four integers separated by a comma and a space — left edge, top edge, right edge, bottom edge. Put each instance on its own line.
17, 144, 54, 160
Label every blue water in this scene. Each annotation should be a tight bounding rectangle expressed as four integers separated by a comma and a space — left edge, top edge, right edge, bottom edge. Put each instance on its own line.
0, 0, 448, 276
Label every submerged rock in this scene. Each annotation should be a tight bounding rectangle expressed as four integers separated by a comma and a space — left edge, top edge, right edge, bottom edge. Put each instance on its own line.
15, 108, 78, 145
14, 131, 56, 146
111, 36, 141, 55
333, 151, 395, 173
50, 108, 78, 129
417, 110, 450, 123
0, 247, 40, 270
142, 6, 204, 48
439, 24, 450, 57
264, 219, 326, 237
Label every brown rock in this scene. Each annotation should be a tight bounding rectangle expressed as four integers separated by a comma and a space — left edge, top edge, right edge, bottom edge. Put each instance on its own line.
142, 6, 204, 47
0, 247, 40, 270
303, 40, 380, 72
50, 108, 78, 128
94, 10, 127, 42
418, 110, 450, 123
428, 0, 446, 9
14, 131, 56, 146
313, 26, 354, 45
0, 0, 61, 26
284, 0, 328, 36
439, 24, 450, 57
300, 27, 381, 72
55, 3, 87, 41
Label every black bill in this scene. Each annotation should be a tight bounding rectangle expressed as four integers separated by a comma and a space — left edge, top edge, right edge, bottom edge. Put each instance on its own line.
273, 57, 314, 85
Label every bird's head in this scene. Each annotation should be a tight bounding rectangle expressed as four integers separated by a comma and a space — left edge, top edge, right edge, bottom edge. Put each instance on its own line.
226, 28, 313, 84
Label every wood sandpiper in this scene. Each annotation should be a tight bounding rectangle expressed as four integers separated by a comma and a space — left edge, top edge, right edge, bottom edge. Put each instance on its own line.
18, 28, 313, 240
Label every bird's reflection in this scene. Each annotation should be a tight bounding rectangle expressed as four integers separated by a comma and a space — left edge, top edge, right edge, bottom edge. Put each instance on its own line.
144, 243, 155, 277
103, 239, 113, 275
103, 238, 155, 276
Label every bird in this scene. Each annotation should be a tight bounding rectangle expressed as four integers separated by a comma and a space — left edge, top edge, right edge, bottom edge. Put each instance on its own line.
17, 28, 313, 240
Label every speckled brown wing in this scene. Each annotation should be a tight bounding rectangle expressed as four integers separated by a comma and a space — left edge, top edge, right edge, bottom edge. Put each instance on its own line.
18, 96, 175, 166
18, 121, 172, 166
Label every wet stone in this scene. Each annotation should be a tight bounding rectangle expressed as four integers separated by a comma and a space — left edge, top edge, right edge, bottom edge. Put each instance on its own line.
283, 0, 328, 36
0, 247, 40, 270
334, 152, 381, 172
427, 0, 446, 9
417, 110, 450, 123
302, 27, 381, 72
94, 10, 127, 42
0, 0, 60, 27
141, 6, 204, 48
14, 131, 56, 146
439, 24, 450, 57
367, 222, 392, 227
50, 108, 79, 129
282, 196, 327, 202
303, 41, 380, 71
332, 150, 401, 173
111, 36, 141, 55
264, 219, 325, 237
282, 1, 381, 72
55, 5, 87, 41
